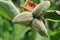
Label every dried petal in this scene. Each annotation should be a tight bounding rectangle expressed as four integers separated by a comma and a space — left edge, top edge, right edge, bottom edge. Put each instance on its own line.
12, 12, 33, 25
20, 5, 34, 12
19, 0, 37, 12
28, 0, 37, 8
32, 19, 48, 37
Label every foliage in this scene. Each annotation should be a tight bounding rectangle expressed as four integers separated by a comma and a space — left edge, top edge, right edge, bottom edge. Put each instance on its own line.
0, 0, 60, 40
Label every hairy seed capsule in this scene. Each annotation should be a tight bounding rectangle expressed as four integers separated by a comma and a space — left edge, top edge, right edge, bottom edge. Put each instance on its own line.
12, 12, 33, 25
32, 1, 50, 17
32, 19, 48, 37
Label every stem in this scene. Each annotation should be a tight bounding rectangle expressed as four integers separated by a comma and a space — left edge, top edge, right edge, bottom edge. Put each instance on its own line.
31, 27, 36, 40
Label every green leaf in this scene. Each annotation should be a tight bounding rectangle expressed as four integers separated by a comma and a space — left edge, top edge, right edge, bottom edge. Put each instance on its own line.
12, 24, 31, 40
3, 32, 10, 40
32, 0, 40, 4
56, 11, 60, 15
0, 37, 3, 40
50, 31, 60, 40
44, 11, 60, 22
20, 0, 25, 5
0, 0, 11, 1
35, 33, 50, 40
0, 1, 20, 20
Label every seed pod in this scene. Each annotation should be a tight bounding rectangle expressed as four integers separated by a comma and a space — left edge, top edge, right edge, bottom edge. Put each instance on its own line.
32, 1, 50, 17
12, 12, 33, 25
32, 19, 48, 37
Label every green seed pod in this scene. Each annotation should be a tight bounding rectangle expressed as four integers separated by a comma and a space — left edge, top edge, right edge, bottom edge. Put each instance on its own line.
12, 12, 33, 25
32, 1, 50, 17
32, 19, 48, 37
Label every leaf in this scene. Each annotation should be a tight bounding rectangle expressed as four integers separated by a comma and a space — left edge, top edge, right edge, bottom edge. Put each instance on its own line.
32, 1, 50, 17
46, 10, 60, 15
12, 12, 33, 25
20, 0, 25, 5
35, 33, 49, 40
3, 32, 10, 40
0, 1, 20, 20
44, 10, 60, 22
50, 31, 60, 40
0, 0, 11, 1
32, 19, 48, 37
56, 11, 60, 15
0, 37, 3, 40
12, 24, 31, 40
32, 0, 40, 4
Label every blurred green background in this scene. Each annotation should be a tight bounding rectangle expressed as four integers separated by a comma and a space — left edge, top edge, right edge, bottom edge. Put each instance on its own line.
0, 0, 60, 40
